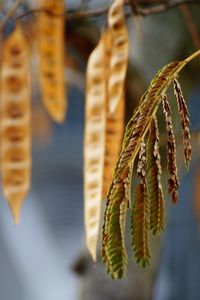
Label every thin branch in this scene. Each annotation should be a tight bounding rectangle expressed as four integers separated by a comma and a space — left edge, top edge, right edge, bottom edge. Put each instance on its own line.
179, 4, 200, 50
136, 0, 200, 16
15, 0, 200, 21
0, 0, 24, 31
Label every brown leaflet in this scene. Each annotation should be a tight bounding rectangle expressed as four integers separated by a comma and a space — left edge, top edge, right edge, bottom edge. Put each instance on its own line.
108, 0, 129, 114
162, 94, 179, 204
0, 25, 31, 223
147, 117, 165, 235
37, 0, 66, 123
84, 38, 107, 261
173, 78, 191, 167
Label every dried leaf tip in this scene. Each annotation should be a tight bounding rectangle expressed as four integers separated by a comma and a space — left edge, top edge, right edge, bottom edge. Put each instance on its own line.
162, 94, 179, 204
173, 78, 191, 167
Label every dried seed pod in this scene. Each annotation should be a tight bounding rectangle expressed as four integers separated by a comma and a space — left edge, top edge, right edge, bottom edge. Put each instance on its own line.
162, 94, 179, 204
103, 30, 125, 198
103, 97, 124, 197
173, 78, 191, 167
37, 0, 66, 123
84, 39, 106, 261
108, 0, 129, 114
0, 25, 31, 223
100, 31, 127, 277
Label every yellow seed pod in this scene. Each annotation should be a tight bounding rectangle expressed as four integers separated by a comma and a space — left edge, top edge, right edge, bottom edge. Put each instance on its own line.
102, 30, 124, 197
0, 25, 31, 223
84, 38, 107, 262
103, 96, 124, 197
37, 0, 66, 123
108, 0, 129, 114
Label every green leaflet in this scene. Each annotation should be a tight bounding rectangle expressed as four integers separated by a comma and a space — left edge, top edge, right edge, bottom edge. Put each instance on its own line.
106, 185, 128, 279
131, 183, 151, 267
147, 118, 165, 235
131, 141, 151, 266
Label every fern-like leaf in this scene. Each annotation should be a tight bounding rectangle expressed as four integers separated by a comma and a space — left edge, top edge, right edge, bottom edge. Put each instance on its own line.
102, 47, 200, 277
162, 94, 179, 204
147, 118, 165, 235
37, 0, 66, 123
173, 78, 191, 167
102, 61, 184, 277
0, 25, 31, 223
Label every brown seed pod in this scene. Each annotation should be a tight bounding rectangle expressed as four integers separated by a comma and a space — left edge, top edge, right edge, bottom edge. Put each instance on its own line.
108, 0, 129, 114
103, 30, 125, 198
0, 25, 31, 223
84, 38, 107, 261
103, 97, 124, 197
37, 0, 66, 123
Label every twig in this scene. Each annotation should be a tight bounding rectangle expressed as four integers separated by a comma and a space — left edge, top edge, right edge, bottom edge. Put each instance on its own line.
0, 0, 24, 31
80, 0, 90, 10
136, 0, 200, 16
179, 3, 200, 50
15, 0, 200, 21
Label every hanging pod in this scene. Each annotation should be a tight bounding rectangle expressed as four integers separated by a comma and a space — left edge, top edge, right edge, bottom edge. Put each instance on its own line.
0, 25, 31, 223
37, 0, 66, 123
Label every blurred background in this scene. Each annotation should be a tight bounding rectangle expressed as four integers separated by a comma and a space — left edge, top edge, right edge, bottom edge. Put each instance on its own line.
0, 0, 200, 299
